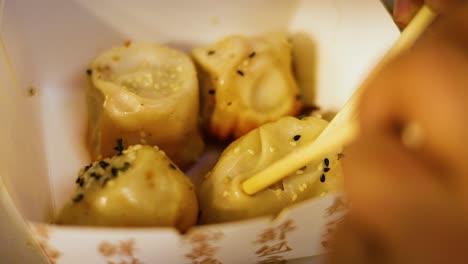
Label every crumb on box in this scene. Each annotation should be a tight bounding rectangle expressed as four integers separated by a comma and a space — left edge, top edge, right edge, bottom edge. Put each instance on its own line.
28, 87, 37, 97
124, 40, 132, 47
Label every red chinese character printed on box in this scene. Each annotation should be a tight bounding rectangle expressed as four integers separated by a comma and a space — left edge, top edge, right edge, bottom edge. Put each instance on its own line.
321, 197, 348, 249
254, 219, 296, 264
257, 255, 287, 264
184, 231, 224, 264
98, 239, 141, 264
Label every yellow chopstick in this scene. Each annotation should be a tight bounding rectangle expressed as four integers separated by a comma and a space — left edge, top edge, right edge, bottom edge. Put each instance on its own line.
242, 5, 437, 196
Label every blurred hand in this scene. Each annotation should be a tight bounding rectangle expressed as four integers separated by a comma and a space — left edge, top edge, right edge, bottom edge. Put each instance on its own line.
393, 0, 464, 28
329, 2, 468, 264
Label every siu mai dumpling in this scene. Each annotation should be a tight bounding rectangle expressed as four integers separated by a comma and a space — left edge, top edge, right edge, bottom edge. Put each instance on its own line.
87, 42, 204, 169
192, 33, 302, 141
199, 116, 343, 224
56, 145, 198, 232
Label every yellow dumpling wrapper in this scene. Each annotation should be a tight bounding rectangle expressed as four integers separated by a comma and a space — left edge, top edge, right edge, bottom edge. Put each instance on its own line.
87, 42, 204, 169
56, 145, 198, 232
199, 116, 343, 224
193, 33, 302, 141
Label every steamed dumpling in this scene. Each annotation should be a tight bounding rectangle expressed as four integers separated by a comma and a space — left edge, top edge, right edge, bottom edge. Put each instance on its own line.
199, 116, 343, 224
87, 42, 204, 169
56, 145, 198, 232
192, 33, 302, 141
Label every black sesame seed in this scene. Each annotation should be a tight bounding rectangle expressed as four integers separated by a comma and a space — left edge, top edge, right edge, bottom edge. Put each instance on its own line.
207, 50, 216, 56
114, 138, 124, 154
237, 70, 245, 76
84, 164, 92, 171
169, 164, 177, 170
99, 161, 110, 169
79, 178, 85, 187
293, 135, 301, 141
324, 167, 330, 173
73, 194, 84, 203
111, 162, 131, 177
111, 167, 118, 177
320, 174, 326, 183
296, 115, 305, 120
120, 162, 131, 172
300, 166, 307, 171
324, 158, 330, 167
75, 177, 81, 184
86, 69, 92, 76
90, 172, 102, 180
227, 102, 232, 106
208, 89, 216, 95
249, 52, 256, 58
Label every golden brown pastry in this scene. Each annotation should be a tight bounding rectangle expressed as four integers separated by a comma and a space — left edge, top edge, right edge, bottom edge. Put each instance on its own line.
192, 33, 302, 141
87, 42, 204, 169
56, 144, 198, 232
199, 116, 343, 224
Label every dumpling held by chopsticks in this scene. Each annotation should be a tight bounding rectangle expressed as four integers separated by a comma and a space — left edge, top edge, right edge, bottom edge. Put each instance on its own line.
199, 116, 343, 224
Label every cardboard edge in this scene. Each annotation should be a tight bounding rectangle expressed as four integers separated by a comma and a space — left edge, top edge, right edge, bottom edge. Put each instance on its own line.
0, 177, 50, 263
29, 192, 343, 235
0, 0, 4, 27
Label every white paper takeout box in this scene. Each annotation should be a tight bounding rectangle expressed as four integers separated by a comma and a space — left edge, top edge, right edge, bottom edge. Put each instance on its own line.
0, 0, 399, 263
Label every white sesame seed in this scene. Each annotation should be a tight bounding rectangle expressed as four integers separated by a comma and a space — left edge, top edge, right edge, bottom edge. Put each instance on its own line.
247, 149, 255, 155
243, 60, 249, 66
219, 79, 225, 86
132, 145, 142, 151
126, 152, 136, 161
292, 193, 298, 201
299, 184, 307, 192
106, 180, 115, 187
318, 163, 324, 170
234, 147, 240, 154
269, 147, 276, 153
296, 170, 304, 175
139, 131, 147, 138
289, 141, 297, 147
